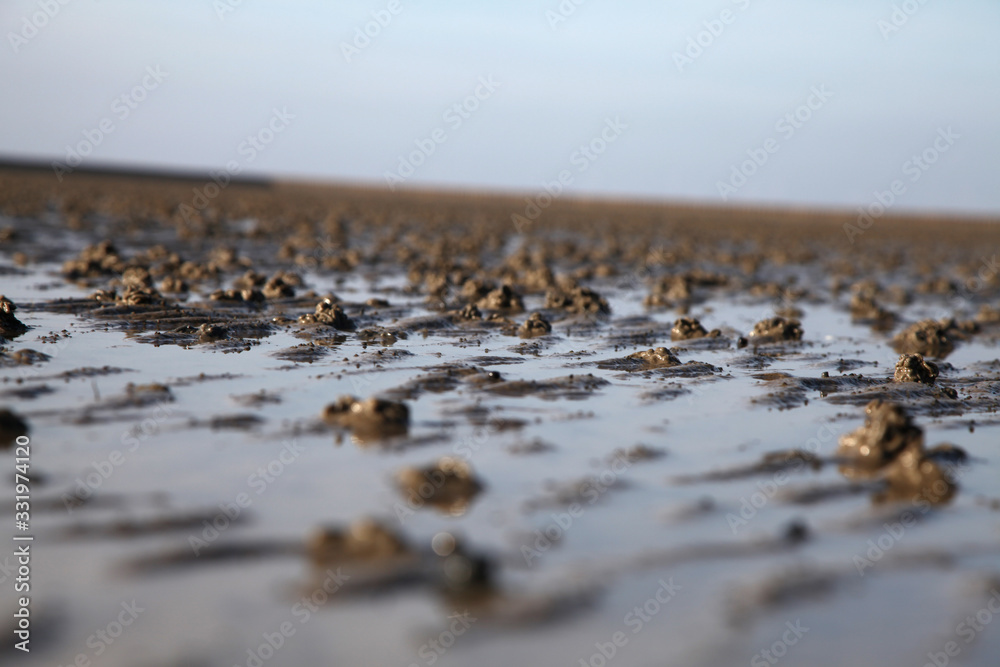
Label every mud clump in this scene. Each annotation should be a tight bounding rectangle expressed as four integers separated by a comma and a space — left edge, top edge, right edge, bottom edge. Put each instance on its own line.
627, 347, 681, 370
837, 400, 923, 469
0, 408, 29, 447
837, 399, 956, 505
306, 518, 412, 564
749, 317, 803, 343
460, 279, 493, 303
90, 289, 117, 302
0, 296, 28, 338
262, 272, 300, 299
477, 285, 524, 312
116, 285, 166, 306
430, 532, 495, 595
877, 445, 956, 505
671, 317, 720, 341
453, 303, 482, 321
892, 319, 954, 358
545, 284, 610, 315
396, 457, 484, 514
122, 383, 174, 407
893, 353, 939, 385
210, 288, 265, 303
322, 395, 409, 438
300, 298, 355, 330
198, 323, 229, 342
159, 276, 188, 293
939, 317, 979, 340
61, 241, 125, 279
6, 349, 51, 365
849, 293, 895, 330
976, 304, 1000, 325
594, 347, 686, 372
644, 275, 692, 308
121, 266, 153, 288
232, 270, 265, 291
518, 312, 552, 339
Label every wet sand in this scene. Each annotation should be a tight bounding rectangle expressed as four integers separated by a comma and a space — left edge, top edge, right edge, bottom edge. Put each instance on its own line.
2, 165, 1000, 666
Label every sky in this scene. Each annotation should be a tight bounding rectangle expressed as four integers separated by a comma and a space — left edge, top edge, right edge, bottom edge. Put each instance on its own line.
2, 0, 998, 215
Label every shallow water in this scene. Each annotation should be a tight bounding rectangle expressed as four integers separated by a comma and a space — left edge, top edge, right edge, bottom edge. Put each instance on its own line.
2, 202, 1000, 667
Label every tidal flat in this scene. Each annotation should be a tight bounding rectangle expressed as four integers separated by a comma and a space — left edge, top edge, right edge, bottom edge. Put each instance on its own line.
2, 166, 1000, 666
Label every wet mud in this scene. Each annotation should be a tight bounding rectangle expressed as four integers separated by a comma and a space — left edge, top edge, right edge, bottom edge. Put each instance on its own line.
2, 167, 999, 666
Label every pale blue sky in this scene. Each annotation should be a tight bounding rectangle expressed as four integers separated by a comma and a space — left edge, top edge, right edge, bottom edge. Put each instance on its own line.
2, 0, 998, 213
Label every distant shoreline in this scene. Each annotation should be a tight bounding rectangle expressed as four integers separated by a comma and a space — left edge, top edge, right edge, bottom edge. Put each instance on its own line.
1, 157, 997, 239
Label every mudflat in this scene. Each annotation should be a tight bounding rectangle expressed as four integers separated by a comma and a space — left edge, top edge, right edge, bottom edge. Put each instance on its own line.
2, 165, 1000, 666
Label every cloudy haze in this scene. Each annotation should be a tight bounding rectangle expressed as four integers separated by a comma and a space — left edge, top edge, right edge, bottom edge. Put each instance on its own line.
2, 0, 998, 214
